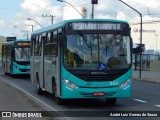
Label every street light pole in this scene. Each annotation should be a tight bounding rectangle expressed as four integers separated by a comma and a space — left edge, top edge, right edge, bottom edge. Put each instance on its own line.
13, 26, 29, 40
118, 0, 143, 79
26, 24, 34, 32
91, 3, 94, 19
155, 34, 159, 53
57, 0, 85, 19
91, 0, 98, 19
27, 18, 43, 28
11, 33, 21, 39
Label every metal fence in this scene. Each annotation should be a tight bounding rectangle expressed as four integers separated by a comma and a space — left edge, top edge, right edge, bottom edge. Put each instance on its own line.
132, 54, 160, 71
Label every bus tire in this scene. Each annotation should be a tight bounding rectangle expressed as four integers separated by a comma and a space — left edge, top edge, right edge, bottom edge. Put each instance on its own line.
10, 66, 14, 78
52, 80, 63, 105
36, 74, 43, 95
10, 73, 15, 78
4, 64, 7, 75
55, 97, 63, 105
106, 98, 117, 105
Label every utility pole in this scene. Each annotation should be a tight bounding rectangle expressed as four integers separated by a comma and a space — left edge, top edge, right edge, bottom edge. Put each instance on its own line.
115, 12, 117, 20
91, 0, 98, 19
25, 24, 34, 32
118, 0, 143, 79
42, 15, 55, 25
155, 34, 159, 52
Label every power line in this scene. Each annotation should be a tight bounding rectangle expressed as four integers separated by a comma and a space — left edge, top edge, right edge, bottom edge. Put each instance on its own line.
42, 15, 55, 25
130, 20, 160, 25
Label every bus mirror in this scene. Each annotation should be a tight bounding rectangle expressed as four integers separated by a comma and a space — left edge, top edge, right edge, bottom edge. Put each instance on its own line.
58, 35, 64, 47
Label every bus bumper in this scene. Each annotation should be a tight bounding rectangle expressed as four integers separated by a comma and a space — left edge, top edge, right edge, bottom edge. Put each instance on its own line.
12, 66, 30, 75
61, 80, 132, 99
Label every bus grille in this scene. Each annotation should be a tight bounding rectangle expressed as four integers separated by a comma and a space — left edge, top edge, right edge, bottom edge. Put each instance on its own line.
75, 74, 121, 81
19, 69, 30, 72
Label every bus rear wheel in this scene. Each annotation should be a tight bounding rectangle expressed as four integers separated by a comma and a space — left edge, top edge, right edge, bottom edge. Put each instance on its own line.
106, 98, 117, 105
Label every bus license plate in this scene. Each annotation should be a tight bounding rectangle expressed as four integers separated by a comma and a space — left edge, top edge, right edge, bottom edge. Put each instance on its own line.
93, 92, 105, 96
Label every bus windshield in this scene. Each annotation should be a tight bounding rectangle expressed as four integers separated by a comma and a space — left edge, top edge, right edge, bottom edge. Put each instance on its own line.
15, 47, 30, 61
64, 33, 131, 70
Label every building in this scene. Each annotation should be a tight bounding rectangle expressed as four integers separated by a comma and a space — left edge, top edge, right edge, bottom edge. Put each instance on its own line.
130, 20, 160, 51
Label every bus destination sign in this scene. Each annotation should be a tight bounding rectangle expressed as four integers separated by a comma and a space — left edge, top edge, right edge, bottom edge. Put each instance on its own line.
17, 42, 31, 46
71, 22, 121, 30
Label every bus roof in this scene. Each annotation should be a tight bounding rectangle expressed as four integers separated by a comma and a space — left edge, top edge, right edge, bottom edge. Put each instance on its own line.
2, 39, 30, 45
32, 19, 129, 35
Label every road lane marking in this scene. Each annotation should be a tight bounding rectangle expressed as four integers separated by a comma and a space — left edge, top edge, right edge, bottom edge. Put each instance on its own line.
155, 105, 160, 108
2, 79, 73, 120
134, 99, 148, 103
2, 79, 57, 111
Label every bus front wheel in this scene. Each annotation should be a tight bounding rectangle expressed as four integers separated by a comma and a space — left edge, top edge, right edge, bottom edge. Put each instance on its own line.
106, 98, 117, 105
52, 81, 63, 105
55, 97, 63, 105
4, 64, 7, 75
10, 66, 14, 78
36, 75, 43, 95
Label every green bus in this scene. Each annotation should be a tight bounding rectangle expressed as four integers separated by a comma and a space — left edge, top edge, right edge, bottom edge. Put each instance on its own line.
2, 39, 30, 77
31, 19, 132, 105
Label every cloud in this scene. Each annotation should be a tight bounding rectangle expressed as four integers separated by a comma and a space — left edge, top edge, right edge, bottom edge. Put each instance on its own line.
0, 20, 5, 28
8, 0, 160, 38
14, 0, 160, 27
13, 0, 63, 31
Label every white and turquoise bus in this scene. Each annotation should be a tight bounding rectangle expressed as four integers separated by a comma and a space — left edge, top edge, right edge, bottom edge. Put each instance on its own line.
2, 39, 30, 77
31, 19, 132, 105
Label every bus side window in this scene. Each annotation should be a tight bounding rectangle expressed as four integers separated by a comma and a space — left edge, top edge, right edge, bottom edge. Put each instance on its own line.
6, 46, 11, 59
6, 46, 9, 58
2, 46, 5, 57
31, 36, 36, 56
45, 33, 50, 56
50, 31, 57, 56
34, 36, 39, 55
38, 35, 42, 55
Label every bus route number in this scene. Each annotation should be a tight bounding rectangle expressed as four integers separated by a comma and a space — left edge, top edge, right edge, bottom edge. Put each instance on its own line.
109, 81, 118, 86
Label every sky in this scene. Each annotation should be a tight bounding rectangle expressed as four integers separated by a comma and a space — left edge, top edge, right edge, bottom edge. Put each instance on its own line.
1, 0, 160, 41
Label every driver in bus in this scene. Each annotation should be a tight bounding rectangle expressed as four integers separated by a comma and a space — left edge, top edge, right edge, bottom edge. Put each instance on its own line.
100, 35, 120, 69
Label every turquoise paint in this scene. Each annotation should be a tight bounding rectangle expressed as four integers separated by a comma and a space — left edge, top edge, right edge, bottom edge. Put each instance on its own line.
13, 62, 30, 69
12, 62, 30, 75
62, 80, 131, 99
61, 66, 132, 99
32, 19, 129, 35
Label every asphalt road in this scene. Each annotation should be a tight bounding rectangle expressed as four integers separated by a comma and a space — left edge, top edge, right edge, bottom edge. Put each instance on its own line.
0, 75, 55, 120
0, 68, 160, 120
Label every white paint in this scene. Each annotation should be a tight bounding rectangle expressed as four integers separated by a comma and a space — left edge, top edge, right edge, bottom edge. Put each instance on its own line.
2, 79, 57, 111
134, 99, 148, 103
2, 79, 72, 120
155, 105, 160, 108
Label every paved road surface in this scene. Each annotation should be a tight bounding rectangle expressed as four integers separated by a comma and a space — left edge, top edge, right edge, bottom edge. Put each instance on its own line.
0, 73, 159, 120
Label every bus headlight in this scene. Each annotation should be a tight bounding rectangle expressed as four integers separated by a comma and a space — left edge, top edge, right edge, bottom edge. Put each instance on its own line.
14, 65, 19, 70
16, 66, 19, 70
119, 79, 131, 89
64, 79, 79, 89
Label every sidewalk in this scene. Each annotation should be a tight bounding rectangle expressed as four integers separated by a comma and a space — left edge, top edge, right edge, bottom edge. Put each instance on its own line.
133, 70, 160, 83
